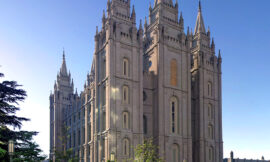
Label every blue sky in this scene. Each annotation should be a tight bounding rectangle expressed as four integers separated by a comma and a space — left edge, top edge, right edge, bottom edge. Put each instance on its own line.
1, 0, 270, 159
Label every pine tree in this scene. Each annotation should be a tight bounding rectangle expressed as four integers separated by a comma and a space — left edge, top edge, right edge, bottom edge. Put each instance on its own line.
0, 72, 46, 162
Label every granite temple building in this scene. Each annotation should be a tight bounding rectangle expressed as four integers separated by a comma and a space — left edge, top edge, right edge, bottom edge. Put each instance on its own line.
49, 0, 223, 161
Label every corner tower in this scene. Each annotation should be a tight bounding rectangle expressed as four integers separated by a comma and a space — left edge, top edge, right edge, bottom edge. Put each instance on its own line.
191, 2, 223, 162
89, 0, 144, 161
49, 51, 78, 161
143, 0, 193, 161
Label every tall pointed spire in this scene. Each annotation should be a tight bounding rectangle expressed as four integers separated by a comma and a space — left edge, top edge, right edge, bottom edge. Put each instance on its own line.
60, 49, 68, 76
107, 0, 111, 15
139, 19, 143, 31
211, 38, 215, 50
218, 49, 221, 59
102, 10, 106, 29
194, 0, 206, 34
179, 12, 184, 29
131, 5, 136, 22
144, 17, 148, 31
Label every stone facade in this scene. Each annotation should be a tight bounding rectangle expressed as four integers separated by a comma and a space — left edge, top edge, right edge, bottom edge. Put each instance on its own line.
49, 0, 223, 162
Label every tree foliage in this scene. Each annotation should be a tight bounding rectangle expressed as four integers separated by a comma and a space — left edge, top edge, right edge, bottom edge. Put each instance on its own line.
134, 138, 163, 162
0, 73, 29, 129
53, 125, 79, 162
0, 72, 46, 162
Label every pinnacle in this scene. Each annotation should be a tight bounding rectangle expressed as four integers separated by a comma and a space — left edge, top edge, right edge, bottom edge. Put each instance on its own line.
199, 0, 202, 11
60, 49, 68, 76
194, 0, 206, 34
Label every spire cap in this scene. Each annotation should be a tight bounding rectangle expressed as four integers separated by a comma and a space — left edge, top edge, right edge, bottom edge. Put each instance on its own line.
60, 49, 68, 76
139, 19, 143, 30
194, 0, 206, 34
218, 50, 222, 59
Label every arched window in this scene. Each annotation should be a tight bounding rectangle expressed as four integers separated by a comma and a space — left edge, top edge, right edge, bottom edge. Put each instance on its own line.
209, 146, 214, 161
172, 144, 179, 162
208, 104, 213, 120
122, 86, 129, 104
208, 81, 212, 96
102, 112, 106, 131
170, 59, 178, 86
208, 124, 214, 139
170, 97, 178, 134
123, 58, 129, 77
143, 115, 147, 134
123, 138, 130, 156
123, 112, 129, 129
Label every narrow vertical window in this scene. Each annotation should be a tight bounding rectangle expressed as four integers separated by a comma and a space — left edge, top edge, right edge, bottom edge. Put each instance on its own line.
88, 123, 91, 141
123, 86, 129, 104
208, 104, 213, 119
208, 82, 212, 96
103, 56, 106, 79
123, 58, 129, 77
102, 86, 106, 106
170, 97, 178, 134
82, 127, 85, 144
172, 144, 179, 162
208, 125, 214, 139
209, 147, 214, 161
73, 131, 76, 147
103, 112, 106, 131
170, 59, 178, 86
143, 115, 147, 134
78, 129, 81, 145
172, 102, 175, 133
123, 138, 130, 156
69, 133, 71, 148
123, 112, 129, 129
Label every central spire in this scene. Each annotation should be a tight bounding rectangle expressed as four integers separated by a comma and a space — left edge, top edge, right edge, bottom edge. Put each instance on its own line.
60, 49, 68, 76
194, 1, 206, 34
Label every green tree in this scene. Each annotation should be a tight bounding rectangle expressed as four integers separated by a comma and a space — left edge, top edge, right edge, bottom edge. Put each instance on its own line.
54, 125, 79, 162
133, 138, 163, 162
0, 72, 46, 162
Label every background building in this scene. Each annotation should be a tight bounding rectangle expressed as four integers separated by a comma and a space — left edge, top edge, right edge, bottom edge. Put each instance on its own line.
50, 0, 223, 162
224, 151, 269, 162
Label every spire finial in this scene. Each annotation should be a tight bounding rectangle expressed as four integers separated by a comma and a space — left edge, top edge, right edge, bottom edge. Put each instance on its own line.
63, 48, 65, 60
60, 49, 68, 76
211, 38, 215, 50
218, 49, 221, 59
194, 0, 206, 34
131, 5, 136, 19
139, 19, 143, 30
199, 0, 202, 11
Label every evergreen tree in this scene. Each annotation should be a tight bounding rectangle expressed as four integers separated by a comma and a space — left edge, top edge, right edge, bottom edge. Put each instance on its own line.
0, 72, 46, 162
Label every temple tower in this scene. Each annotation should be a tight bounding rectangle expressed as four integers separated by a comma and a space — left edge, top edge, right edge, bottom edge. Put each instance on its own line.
143, 0, 193, 161
191, 2, 223, 162
88, 0, 144, 161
